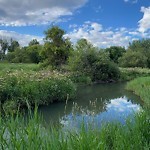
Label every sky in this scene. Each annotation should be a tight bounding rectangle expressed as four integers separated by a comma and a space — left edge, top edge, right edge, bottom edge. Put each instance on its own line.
0, 0, 150, 47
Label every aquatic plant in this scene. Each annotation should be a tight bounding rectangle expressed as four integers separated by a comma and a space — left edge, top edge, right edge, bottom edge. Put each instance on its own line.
0, 109, 149, 150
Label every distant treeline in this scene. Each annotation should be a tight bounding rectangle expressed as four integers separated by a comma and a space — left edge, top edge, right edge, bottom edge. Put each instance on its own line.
0, 26, 150, 82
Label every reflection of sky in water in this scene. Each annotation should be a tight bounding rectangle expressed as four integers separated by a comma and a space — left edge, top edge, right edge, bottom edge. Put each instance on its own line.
60, 96, 141, 131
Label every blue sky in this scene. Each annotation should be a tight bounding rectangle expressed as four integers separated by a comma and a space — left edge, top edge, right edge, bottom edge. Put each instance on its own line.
0, 0, 150, 47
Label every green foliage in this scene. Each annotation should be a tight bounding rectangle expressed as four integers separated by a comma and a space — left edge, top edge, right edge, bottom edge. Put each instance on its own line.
68, 39, 98, 74
120, 67, 150, 81
6, 47, 31, 63
92, 61, 120, 81
0, 63, 40, 74
0, 71, 76, 112
6, 45, 42, 64
120, 39, 150, 68
0, 109, 149, 149
26, 45, 42, 63
8, 39, 20, 52
68, 39, 120, 82
28, 39, 39, 46
119, 50, 148, 68
68, 72, 92, 85
0, 39, 8, 60
106, 46, 126, 63
41, 26, 73, 68
126, 76, 150, 107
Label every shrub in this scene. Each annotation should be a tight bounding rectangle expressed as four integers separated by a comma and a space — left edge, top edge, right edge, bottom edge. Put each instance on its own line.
68, 39, 120, 82
0, 74, 76, 112
119, 50, 148, 68
92, 61, 120, 81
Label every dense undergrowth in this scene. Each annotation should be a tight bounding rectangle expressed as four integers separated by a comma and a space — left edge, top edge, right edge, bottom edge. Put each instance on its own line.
0, 67, 76, 114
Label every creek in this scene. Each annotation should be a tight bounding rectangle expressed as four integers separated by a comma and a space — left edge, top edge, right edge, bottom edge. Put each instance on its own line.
38, 82, 142, 129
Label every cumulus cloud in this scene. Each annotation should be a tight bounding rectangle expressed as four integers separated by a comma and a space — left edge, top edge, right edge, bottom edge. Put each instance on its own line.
65, 22, 131, 47
138, 7, 150, 33
0, 0, 87, 26
0, 30, 43, 46
65, 22, 150, 48
1, 21, 150, 48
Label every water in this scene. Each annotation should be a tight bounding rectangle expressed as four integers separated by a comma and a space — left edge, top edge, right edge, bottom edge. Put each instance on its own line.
38, 82, 142, 129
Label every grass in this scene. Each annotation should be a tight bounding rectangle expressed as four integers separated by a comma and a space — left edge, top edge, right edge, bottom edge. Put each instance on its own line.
126, 76, 150, 107
0, 109, 149, 150
0, 62, 40, 73
120, 67, 150, 81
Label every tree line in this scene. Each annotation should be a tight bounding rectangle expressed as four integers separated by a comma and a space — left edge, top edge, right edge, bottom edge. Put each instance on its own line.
0, 26, 150, 70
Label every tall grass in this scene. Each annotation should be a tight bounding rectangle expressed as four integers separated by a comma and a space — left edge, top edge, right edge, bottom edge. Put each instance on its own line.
0, 109, 149, 150
0, 63, 40, 73
120, 67, 150, 81
126, 76, 150, 107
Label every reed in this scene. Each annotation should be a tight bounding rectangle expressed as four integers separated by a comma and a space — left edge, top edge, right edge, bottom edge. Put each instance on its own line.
0, 109, 149, 150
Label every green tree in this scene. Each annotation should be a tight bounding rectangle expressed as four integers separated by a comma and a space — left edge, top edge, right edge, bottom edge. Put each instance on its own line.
128, 39, 150, 67
41, 26, 73, 68
7, 47, 30, 63
28, 39, 39, 46
68, 39, 98, 74
26, 45, 42, 63
68, 39, 120, 81
105, 46, 126, 63
0, 39, 8, 60
8, 39, 20, 52
119, 50, 148, 68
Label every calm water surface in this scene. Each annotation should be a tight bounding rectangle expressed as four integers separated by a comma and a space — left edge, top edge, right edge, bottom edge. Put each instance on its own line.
38, 82, 142, 129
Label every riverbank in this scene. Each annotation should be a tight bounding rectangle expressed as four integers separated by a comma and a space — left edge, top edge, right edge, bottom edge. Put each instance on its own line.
0, 63, 150, 114
126, 76, 150, 107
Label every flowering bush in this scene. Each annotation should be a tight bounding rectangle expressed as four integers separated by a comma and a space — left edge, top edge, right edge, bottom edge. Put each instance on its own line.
0, 71, 76, 113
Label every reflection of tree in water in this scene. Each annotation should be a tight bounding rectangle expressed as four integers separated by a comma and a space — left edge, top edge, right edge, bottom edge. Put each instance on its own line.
38, 82, 142, 127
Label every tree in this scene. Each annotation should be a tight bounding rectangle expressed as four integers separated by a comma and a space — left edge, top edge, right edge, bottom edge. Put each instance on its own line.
8, 39, 20, 52
0, 39, 8, 60
128, 39, 150, 68
28, 39, 39, 46
105, 46, 126, 64
41, 26, 73, 68
68, 39, 120, 81
119, 50, 148, 68
26, 45, 42, 63
68, 39, 98, 74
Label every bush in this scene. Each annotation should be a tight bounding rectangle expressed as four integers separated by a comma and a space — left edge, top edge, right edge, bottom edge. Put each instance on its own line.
0, 74, 76, 112
92, 61, 120, 81
119, 50, 148, 68
68, 39, 120, 82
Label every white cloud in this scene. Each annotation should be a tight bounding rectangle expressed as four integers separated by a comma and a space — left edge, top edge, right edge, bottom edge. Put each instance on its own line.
124, 0, 138, 4
0, 0, 87, 26
138, 7, 150, 33
65, 22, 131, 47
65, 22, 150, 48
0, 30, 43, 46
1, 21, 150, 48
